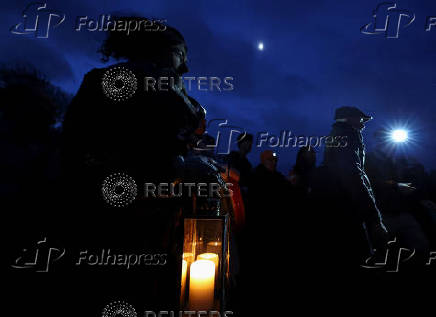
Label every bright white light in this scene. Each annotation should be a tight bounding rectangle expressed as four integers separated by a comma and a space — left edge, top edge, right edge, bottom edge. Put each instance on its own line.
258, 42, 264, 50
391, 129, 408, 143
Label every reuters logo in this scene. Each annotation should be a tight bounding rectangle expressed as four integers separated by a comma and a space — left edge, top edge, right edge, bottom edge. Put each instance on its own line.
102, 66, 137, 102
102, 300, 137, 317
102, 173, 137, 207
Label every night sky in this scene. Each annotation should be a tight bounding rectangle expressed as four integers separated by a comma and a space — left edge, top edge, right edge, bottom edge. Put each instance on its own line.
1, 0, 435, 173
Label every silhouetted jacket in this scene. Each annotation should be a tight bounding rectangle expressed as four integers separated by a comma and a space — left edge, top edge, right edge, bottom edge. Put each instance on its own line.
62, 61, 205, 186
323, 122, 384, 227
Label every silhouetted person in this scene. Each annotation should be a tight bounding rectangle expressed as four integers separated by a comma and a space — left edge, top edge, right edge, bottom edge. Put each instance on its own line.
249, 150, 292, 242
1, 66, 73, 317
225, 135, 253, 305
323, 106, 389, 266
0, 66, 69, 226
250, 150, 286, 210
62, 18, 204, 191
61, 17, 206, 311
239, 150, 297, 313
288, 146, 316, 197
228, 133, 253, 189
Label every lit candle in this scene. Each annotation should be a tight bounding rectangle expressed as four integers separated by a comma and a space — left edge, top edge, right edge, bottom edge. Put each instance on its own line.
180, 259, 188, 305
189, 260, 215, 310
183, 252, 194, 265
197, 253, 219, 278
206, 241, 222, 254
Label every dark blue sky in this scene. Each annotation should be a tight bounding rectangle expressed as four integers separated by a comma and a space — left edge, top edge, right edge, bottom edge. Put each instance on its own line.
2, 0, 435, 173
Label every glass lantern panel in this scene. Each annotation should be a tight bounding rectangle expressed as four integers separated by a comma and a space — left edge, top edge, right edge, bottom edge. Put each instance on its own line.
181, 218, 225, 311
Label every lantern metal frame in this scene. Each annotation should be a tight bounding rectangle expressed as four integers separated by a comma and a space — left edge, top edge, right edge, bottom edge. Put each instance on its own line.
179, 213, 230, 313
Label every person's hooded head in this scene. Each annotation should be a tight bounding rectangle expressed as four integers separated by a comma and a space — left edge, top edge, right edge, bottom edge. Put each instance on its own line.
99, 17, 189, 75
334, 106, 373, 131
295, 146, 316, 172
260, 150, 278, 172
237, 133, 253, 155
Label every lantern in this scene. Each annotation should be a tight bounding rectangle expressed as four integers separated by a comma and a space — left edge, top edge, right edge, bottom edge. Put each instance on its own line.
179, 213, 230, 312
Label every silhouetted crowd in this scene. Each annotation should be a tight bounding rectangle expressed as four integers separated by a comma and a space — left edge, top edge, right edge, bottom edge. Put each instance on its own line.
2, 16, 435, 316
225, 133, 436, 265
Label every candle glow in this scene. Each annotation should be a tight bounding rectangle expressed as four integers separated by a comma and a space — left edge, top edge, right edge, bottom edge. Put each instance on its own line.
188, 259, 215, 310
